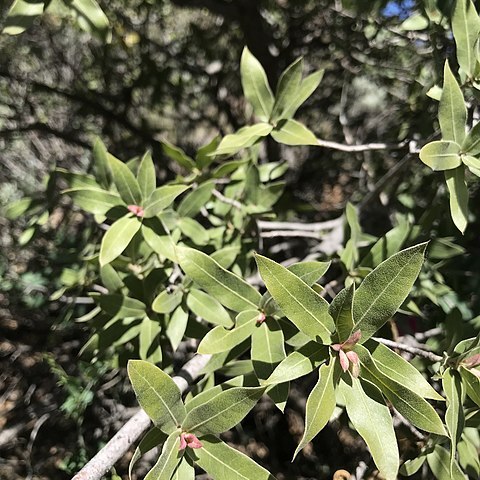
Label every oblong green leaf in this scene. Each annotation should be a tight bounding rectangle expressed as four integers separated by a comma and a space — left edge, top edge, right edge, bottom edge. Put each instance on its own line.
129, 427, 166, 480
282, 70, 324, 119
460, 366, 480, 407
419, 141, 462, 171
2, 0, 45, 35
108, 154, 142, 205
94, 293, 146, 318
127, 360, 186, 433
367, 341, 444, 401
92, 137, 111, 188
352, 243, 427, 343
137, 151, 156, 200
427, 445, 467, 480
255, 254, 334, 343
152, 289, 183, 314
445, 167, 469, 233
187, 435, 277, 480
264, 342, 328, 385
64, 188, 122, 215
143, 185, 189, 218
186, 289, 233, 327
356, 345, 447, 435
439, 61, 467, 144
172, 457, 195, 480
144, 430, 182, 480
178, 217, 209, 246
68, 0, 111, 42
341, 377, 399, 480
270, 119, 318, 146
178, 180, 215, 217
214, 123, 273, 156
99, 217, 141, 266
166, 305, 189, 351
162, 142, 196, 171
294, 359, 338, 458
139, 316, 162, 363
182, 386, 265, 435
197, 310, 258, 354
240, 47, 274, 121
329, 284, 355, 343
177, 247, 261, 312
461, 121, 480, 155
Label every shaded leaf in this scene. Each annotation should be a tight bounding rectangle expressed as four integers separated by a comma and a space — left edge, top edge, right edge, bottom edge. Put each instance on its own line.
129, 427, 166, 480
144, 430, 182, 480
427, 445, 467, 480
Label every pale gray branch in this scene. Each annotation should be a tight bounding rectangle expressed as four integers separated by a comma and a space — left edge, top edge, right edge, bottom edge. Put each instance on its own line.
317, 138, 406, 152
373, 337, 443, 363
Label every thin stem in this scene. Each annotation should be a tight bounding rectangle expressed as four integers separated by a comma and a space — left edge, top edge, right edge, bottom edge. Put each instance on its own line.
372, 337, 443, 363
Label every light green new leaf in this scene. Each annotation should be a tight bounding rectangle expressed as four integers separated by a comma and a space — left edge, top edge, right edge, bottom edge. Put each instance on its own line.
367, 341, 444, 401
182, 386, 265, 435
341, 377, 399, 480
461, 121, 480, 155
2, 0, 45, 35
445, 167, 469, 233
92, 137, 111, 188
270, 119, 318, 146
178, 180, 215, 217
452, 0, 480, 78
143, 185, 189, 218
166, 305, 189, 351
419, 141, 462, 171
99, 216, 141, 266
127, 360, 186, 433
144, 430, 182, 480
129, 427, 166, 480
108, 154, 142, 205
162, 142, 196, 172
139, 316, 162, 363
198, 310, 258, 354
187, 435, 277, 480
460, 366, 480, 407
270, 57, 303, 122
137, 151, 156, 200
294, 359, 337, 458
264, 342, 328, 385
240, 47, 274, 121
439, 61, 467, 144
214, 124, 273, 156
282, 70, 324, 119
356, 345, 447, 435
177, 247, 261, 312
329, 284, 355, 343
255, 254, 334, 343
443, 368, 465, 473
352, 243, 427, 342
64, 188, 122, 215
172, 457, 195, 480
427, 445, 467, 480
152, 289, 183, 314
187, 288, 233, 327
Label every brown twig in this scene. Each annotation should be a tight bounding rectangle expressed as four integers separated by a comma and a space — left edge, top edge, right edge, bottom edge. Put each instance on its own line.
71, 353, 211, 480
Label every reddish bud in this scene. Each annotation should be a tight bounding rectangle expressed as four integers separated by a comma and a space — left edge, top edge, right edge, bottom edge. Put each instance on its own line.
256, 312, 266, 324
462, 353, 480, 369
128, 205, 144, 217
179, 432, 202, 450
339, 349, 349, 372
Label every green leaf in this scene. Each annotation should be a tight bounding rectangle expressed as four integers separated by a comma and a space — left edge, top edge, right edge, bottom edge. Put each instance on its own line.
264, 342, 328, 385
399, 454, 428, 476
162, 142, 196, 171
129, 427, 166, 480
355, 345, 447, 435
139, 316, 162, 363
142, 218, 178, 262
445, 167, 469, 233
182, 385, 265, 435
152, 289, 183, 314
443, 368, 465, 473
92, 137, 111, 188
186, 289, 233, 328
196, 136, 221, 169
108, 154, 142, 205
439, 61, 467, 144
144, 430, 182, 480
143, 185, 189, 218
270, 58, 303, 122
172, 457, 195, 480
177, 180, 215, 217
461, 121, 480, 154
240, 47, 274, 121
99, 217, 141, 266
187, 435, 276, 480
452, 0, 480, 78
329, 284, 355, 343
462, 155, 480, 176
210, 245, 240, 269
177, 247, 261, 312
281, 70, 324, 119
100, 264, 124, 292
367, 341, 445, 401
127, 360, 186, 433
64, 188, 123, 215
214, 124, 273, 156
2, 0, 45, 35
212, 159, 249, 178
341, 376, 399, 480
166, 305, 189, 351
137, 151, 156, 200
67, 0, 111, 42
460, 366, 480, 407
197, 310, 259, 354
294, 359, 338, 458
255, 254, 334, 343
270, 119, 318, 146
419, 141, 462, 171
94, 294, 146, 318
178, 217, 209, 246
427, 445, 467, 480
352, 243, 427, 343
4, 197, 32, 220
